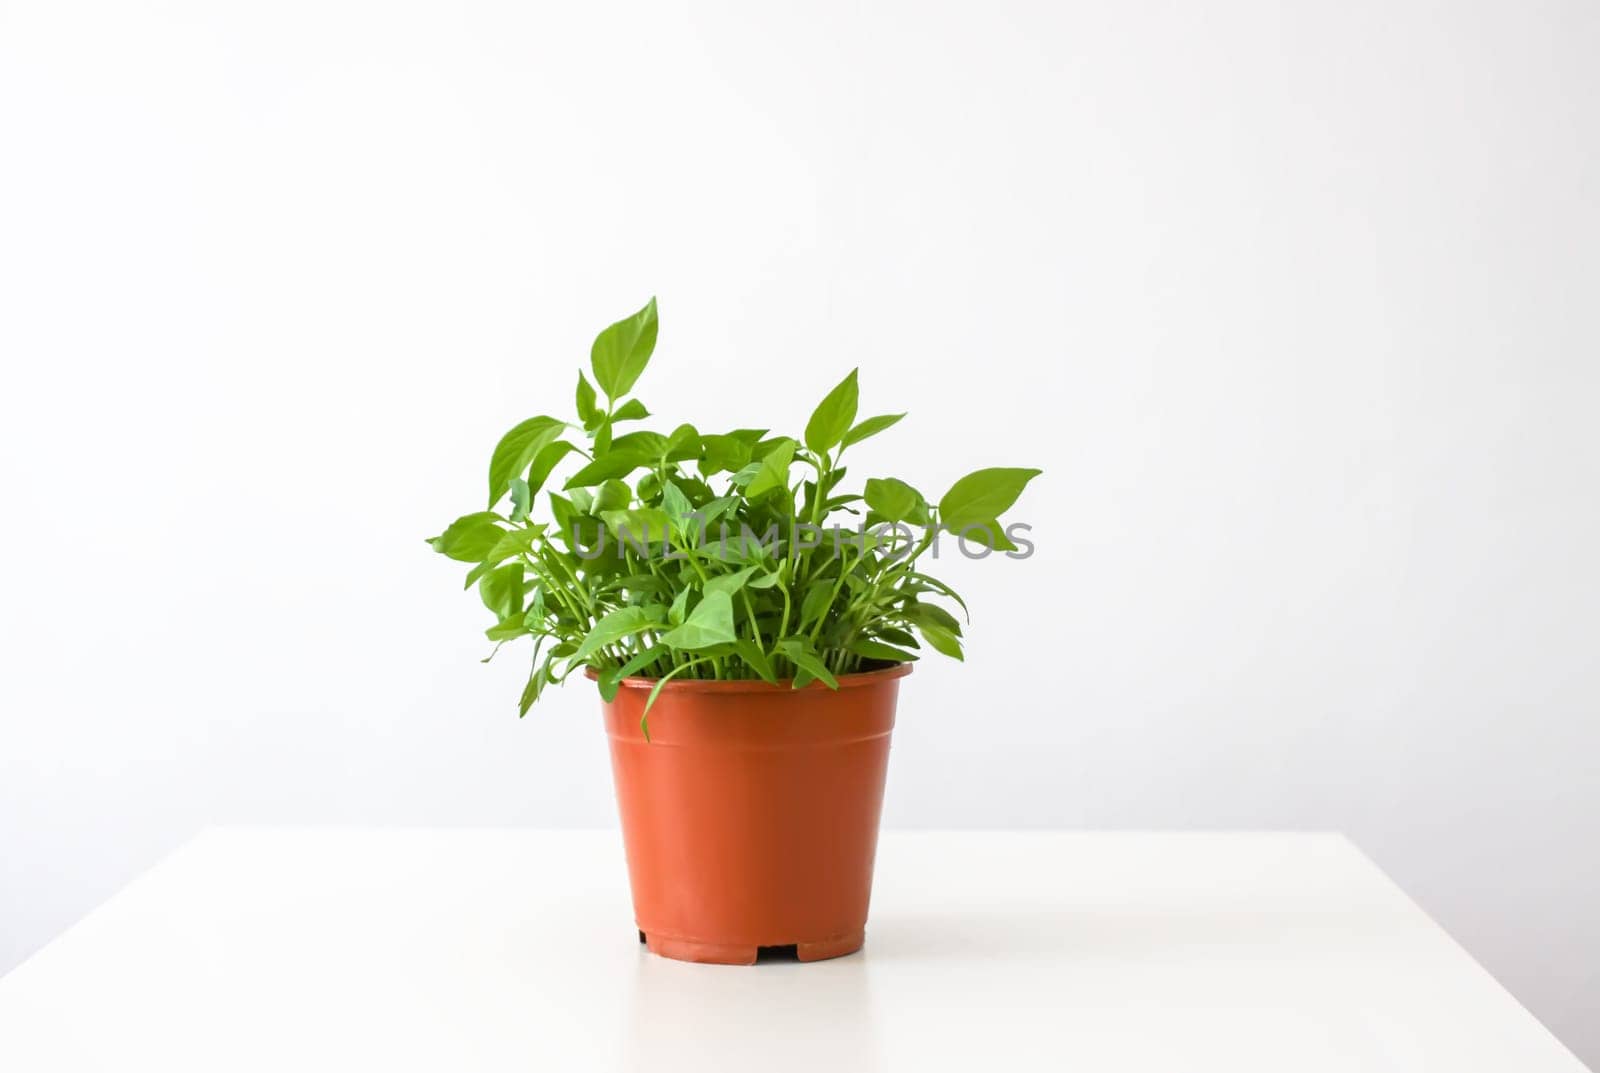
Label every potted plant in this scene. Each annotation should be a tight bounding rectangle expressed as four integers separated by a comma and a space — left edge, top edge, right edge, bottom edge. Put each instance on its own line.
427, 298, 1039, 964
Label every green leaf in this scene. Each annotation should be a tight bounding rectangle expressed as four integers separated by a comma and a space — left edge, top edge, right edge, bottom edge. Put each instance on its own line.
577, 520, 614, 560
668, 587, 691, 626
840, 412, 906, 450
466, 527, 541, 579
907, 601, 963, 637
488, 416, 564, 508
659, 590, 736, 650
664, 423, 701, 463
601, 508, 672, 546
526, 440, 576, 497
699, 495, 740, 529
804, 369, 859, 454
548, 492, 576, 533
576, 372, 599, 428
609, 430, 668, 458
478, 561, 525, 619
564, 451, 651, 489
518, 653, 549, 717
598, 646, 665, 703
463, 559, 496, 589
938, 467, 1042, 530
702, 565, 758, 599
847, 638, 918, 664
508, 478, 531, 523
661, 480, 693, 533
594, 478, 632, 513
612, 399, 651, 423
864, 477, 928, 524
486, 617, 530, 642
734, 638, 778, 684
798, 583, 834, 629
570, 605, 666, 665
908, 572, 970, 619
875, 625, 921, 648
427, 512, 505, 562
744, 438, 796, 499
590, 296, 658, 400
606, 573, 669, 599
917, 620, 964, 661
775, 638, 838, 689
524, 586, 546, 626
950, 519, 1018, 553
699, 433, 754, 476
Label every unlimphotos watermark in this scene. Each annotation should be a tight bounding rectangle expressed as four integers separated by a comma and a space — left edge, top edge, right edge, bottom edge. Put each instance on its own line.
570, 517, 1035, 562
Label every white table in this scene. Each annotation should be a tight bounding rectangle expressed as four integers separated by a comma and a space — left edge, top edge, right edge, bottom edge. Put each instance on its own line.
0, 830, 1584, 1072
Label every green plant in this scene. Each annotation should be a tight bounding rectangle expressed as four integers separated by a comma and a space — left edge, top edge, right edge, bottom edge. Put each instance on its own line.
427, 297, 1040, 729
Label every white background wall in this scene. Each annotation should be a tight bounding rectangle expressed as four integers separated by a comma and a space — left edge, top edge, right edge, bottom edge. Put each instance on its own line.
2, 0, 1596, 1062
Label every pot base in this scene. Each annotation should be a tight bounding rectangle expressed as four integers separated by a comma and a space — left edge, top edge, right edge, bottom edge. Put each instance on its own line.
642, 928, 865, 965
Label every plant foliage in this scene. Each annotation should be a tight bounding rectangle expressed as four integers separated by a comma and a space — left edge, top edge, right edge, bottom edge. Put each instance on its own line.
428, 298, 1040, 725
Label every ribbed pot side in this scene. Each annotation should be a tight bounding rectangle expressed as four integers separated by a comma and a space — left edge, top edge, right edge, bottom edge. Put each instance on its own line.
600, 664, 909, 965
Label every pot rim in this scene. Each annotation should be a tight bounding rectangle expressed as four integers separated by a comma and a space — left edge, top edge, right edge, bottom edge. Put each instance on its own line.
585, 661, 912, 693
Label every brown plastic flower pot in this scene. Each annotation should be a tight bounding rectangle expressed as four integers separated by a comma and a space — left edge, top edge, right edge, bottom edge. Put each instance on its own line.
598, 663, 910, 965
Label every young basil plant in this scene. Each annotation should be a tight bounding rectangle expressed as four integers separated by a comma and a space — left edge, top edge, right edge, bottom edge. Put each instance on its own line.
427, 297, 1041, 732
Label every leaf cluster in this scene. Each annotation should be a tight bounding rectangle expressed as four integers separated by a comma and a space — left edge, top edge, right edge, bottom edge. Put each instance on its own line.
427, 298, 1040, 729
